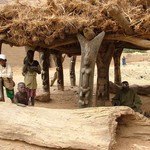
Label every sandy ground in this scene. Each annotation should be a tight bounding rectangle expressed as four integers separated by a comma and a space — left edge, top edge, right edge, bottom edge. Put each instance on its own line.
1, 44, 150, 149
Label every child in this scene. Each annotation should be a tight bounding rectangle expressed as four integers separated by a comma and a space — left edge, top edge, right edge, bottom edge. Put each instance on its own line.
22, 50, 41, 106
0, 54, 15, 102
14, 82, 29, 106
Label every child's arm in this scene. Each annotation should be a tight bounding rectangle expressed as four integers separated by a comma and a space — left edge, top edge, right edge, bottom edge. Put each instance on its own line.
31, 61, 41, 74
22, 63, 28, 75
14, 93, 18, 104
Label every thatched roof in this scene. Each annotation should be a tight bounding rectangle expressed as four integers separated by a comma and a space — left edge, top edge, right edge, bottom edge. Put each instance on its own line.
0, 0, 150, 51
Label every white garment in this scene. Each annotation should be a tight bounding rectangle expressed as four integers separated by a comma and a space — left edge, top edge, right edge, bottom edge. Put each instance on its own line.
0, 64, 13, 78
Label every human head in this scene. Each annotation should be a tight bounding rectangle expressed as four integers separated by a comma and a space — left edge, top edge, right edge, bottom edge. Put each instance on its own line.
121, 81, 129, 90
17, 82, 26, 93
0, 54, 7, 67
27, 50, 34, 62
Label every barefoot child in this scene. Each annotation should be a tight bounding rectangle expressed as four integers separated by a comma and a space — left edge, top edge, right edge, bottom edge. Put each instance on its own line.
22, 50, 41, 106
14, 82, 29, 106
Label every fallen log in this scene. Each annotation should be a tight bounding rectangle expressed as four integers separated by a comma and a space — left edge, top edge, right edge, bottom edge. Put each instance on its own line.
0, 103, 149, 150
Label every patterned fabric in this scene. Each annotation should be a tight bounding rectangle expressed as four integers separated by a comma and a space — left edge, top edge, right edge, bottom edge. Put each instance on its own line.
5, 88, 14, 99
22, 60, 41, 89
26, 88, 36, 98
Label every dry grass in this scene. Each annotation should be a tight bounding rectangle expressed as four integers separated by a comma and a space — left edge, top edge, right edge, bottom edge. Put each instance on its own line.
0, 0, 150, 46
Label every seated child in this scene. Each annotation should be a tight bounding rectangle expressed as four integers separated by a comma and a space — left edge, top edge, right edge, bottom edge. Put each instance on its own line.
14, 82, 29, 106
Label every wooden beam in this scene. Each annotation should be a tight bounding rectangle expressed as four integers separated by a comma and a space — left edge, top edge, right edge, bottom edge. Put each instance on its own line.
2, 32, 150, 50
47, 36, 78, 49
50, 34, 150, 50
54, 46, 80, 54
107, 4, 134, 35
105, 34, 150, 49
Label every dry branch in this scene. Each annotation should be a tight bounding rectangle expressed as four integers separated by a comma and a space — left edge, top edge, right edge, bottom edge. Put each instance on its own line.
107, 4, 134, 35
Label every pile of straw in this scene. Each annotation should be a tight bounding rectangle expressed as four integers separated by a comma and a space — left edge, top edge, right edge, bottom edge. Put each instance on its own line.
0, 0, 149, 47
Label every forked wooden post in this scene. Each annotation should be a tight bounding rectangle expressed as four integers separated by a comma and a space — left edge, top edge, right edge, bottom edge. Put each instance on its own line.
96, 42, 115, 106
77, 31, 105, 107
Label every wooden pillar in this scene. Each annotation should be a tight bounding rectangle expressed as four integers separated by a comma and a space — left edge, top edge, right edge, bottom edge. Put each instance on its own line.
39, 49, 50, 101
0, 42, 2, 54
113, 48, 123, 85
96, 42, 115, 106
0, 42, 4, 101
70, 56, 76, 86
55, 52, 64, 91
50, 54, 65, 87
77, 31, 105, 108
0, 78, 4, 101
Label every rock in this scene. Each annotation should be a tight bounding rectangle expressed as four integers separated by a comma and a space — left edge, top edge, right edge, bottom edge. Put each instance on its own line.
35, 92, 50, 102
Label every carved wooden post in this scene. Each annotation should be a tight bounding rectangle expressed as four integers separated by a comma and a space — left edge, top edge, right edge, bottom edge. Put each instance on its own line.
50, 54, 65, 87
70, 56, 76, 86
55, 52, 64, 91
0, 77, 4, 101
113, 48, 123, 85
0, 42, 2, 53
0, 42, 4, 101
39, 49, 50, 101
96, 42, 115, 106
0, 80, 4, 101
77, 31, 105, 108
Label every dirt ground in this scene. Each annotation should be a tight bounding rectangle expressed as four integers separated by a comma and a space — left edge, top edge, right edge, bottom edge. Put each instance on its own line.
1, 44, 150, 150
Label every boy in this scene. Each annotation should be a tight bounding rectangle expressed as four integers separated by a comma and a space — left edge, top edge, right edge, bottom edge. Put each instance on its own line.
22, 50, 41, 106
14, 82, 28, 105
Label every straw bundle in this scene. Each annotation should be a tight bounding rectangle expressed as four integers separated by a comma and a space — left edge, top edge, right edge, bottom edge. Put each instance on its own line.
0, 0, 149, 47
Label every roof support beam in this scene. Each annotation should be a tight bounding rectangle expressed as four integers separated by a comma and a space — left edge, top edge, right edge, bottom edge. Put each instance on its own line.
105, 34, 150, 49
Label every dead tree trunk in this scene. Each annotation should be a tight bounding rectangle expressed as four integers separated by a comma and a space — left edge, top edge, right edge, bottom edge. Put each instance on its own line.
0, 103, 149, 150
77, 31, 105, 108
113, 48, 123, 85
70, 56, 76, 86
39, 49, 50, 101
96, 42, 115, 106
